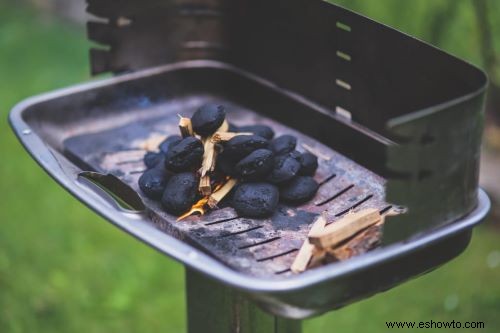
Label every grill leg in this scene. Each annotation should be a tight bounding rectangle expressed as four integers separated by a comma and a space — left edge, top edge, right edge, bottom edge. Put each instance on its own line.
186, 268, 302, 333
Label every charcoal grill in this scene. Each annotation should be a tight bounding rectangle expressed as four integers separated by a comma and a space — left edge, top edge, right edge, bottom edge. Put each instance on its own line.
9, 1, 490, 332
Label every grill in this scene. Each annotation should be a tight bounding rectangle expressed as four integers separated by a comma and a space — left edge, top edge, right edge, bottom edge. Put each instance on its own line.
9, 1, 490, 332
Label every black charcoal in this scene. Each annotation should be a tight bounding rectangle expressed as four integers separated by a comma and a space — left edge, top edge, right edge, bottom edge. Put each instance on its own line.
267, 153, 301, 183
237, 125, 275, 140
159, 135, 182, 154
161, 172, 199, 215
215, 151, 237, 177
165, 137, 204, 172
270, 135, 297, 155
280, 176, 319, 204
288, 150, 303, 162
224, 135, 268, 160
299, 152, 318, 176
192, 104, 226, 136
138, 167, 170, 199
143, 152, 164, 169
232, 183, 279, 218
235, 149, 274, 181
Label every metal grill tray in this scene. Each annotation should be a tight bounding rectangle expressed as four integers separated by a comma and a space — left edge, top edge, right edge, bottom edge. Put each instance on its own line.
9, 61, 490, 318
64, 92, 388, 278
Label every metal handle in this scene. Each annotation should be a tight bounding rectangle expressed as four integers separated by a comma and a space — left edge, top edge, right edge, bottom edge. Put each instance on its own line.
77, 171, 145, 214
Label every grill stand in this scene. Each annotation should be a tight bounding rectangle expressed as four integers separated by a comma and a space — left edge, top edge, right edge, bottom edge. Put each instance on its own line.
186, 269, 302, 333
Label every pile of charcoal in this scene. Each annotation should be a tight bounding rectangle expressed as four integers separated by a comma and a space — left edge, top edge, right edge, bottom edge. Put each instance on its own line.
138, 104, 320, 219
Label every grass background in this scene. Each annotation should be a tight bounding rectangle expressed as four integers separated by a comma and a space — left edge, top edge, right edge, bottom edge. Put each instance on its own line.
0, 1, 499, 332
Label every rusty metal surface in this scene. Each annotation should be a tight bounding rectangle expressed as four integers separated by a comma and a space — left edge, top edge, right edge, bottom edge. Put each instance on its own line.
64, 97, 388, 277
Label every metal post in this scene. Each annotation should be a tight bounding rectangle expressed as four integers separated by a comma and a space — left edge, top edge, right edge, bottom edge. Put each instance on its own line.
186, 268, 302, 333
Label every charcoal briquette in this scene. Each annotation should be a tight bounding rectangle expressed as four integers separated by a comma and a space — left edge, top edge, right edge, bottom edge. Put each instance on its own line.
237, 125, 275, 140
159, 135, 182, 154
299, 152, 318, 176
164, 137, 204, 172
235, 149, 274, 181
191, 104, 226, 136
224, 134, 268, 160
138, 167, 171, 199
270, 135, 297, 155
232, 183, 279, 218
215, 151, 237, 176
143, 152, 165, 169
280, 176, 319, 204
267, 153, 301, 183
161, 172, 199, 215
288, 150, 303, 163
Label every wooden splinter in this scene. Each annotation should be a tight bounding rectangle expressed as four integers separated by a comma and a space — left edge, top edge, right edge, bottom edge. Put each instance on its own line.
328, 222, 383, 261
301, 143, 331, 161
178, 115, 194, 138
291, 214, 327, 273
199, 120, 230, 176
217, 120, 229, 133
199, 175, 212, 196
308, 208, 381, 249
199, 139, 216, 177
211, 132, 252, 143
208, 178, 238, 209
328, 207, 401, 261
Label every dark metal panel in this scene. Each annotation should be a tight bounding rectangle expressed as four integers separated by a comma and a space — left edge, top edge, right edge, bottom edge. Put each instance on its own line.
86, 0, 228, 74
382, 92, 486, 243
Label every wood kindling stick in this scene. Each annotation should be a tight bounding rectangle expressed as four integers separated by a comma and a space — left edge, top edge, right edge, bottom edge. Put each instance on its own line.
308, 208, 381, 248
199, 138, 216, 177
199, 175, 212, 196
301, 143, 331, 161
211, 132, 252, 143
291, 214, 327, 273
327, 222, 383, 261
208, 178, 237, 209
217, 119, 229, 134
308, 247, 329, 269
199, 120, 230, 176
178, 115, 193, 138
325, 208, 402, 261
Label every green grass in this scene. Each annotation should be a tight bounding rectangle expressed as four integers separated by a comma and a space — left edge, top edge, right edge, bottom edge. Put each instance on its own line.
0, 2, 499, 332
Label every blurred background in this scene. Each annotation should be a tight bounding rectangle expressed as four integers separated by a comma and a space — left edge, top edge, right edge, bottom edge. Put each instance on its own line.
0, 0, 499, 332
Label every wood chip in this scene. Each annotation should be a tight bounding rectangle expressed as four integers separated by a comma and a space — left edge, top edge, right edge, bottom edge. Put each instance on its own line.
291, 214, 327, 273
199, 138, 216, 177
301, 143, 331, 161
217, 120, 229, 133
308, 208, 381, 248
328, 223, 383, 261
199, 175, 212, 196
308, 247, 329, 268
178, 116, 193, 138
211, 132, 252, 143
198, 120, 231, 176
208, 178, 237, 209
